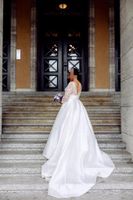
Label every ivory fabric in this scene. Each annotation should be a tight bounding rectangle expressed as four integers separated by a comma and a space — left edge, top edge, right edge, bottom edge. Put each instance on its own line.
41, 81, 115, 198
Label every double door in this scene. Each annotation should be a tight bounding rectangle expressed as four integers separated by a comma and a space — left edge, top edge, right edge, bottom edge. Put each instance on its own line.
38, 35, 86, 91
37, 1, 88, 91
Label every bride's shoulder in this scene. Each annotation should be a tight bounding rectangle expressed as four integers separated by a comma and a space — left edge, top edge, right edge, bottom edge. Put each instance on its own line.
71, 80, 82, 87
67, 81, 74, 86
67, 81, 82, 89
68, 81, 76, 88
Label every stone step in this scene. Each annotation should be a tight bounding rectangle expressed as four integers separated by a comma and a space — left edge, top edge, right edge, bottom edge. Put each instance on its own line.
2, 118, 120, 125
3, 97, 120, 106
2, 93, 120, 98
0, 190, 133, 200
3, 96, 118, 100
2, 133, 122, 143
2, 92, 120, 98
3, 110, 120, 114
0, 162, 133, 177
0, 140, 126, 150
3, 96, 120, 101
0, 163, 41, 176
3, 101, 120, 107
2, 93, 119, 98
1, 136, 123, 143
3, 106, 120, 112
3, 104, 120, 110
2, 115, 121, 120
0, 150, 131, 162
0, 175, 133, 191
2, 93, 132, 199
2, 101, 120, 107
1, 132, 123, 141
3, 130, 121, 135
2, 124, 121, 133
2, 112, 121, 118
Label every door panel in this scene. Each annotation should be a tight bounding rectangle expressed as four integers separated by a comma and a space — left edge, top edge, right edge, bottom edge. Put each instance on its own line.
42, 40, 62, 90
64, 39, 84, 88
41, 37, 85, 91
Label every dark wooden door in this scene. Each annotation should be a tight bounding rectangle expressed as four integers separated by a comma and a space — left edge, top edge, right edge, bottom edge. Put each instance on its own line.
39, 35, 86, 91
37, 1, 88, 91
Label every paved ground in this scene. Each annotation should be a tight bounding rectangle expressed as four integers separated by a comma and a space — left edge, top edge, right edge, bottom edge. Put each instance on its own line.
0, 190, 133, 200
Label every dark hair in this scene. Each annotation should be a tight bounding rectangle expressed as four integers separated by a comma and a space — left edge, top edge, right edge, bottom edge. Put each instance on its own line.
72, 67, 79, 76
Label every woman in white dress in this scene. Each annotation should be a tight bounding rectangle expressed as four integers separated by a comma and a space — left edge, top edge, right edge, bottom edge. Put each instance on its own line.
41, 67, 115, 198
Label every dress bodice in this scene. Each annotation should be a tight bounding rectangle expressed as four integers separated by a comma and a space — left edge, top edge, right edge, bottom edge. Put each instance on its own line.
61, 81, 82, 103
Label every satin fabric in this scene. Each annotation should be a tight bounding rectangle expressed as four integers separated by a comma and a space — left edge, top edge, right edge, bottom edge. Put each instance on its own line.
41, 94, 115, 198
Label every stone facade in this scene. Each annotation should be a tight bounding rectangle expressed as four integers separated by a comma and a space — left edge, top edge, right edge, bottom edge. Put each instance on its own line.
120, 0, 133, 160
8, 0, 116, 92
0, 0, 125, 138
0, 0, 3, 139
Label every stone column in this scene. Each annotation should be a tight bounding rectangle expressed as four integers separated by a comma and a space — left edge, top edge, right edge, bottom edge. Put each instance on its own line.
30, 0, 37, 91
10, 0, 16, 91
121, 0, 133, 159
89, 0, 96, 91
0, 0, 3, 140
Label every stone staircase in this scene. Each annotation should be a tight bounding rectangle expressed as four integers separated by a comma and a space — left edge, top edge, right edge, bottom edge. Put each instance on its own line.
0, 92, 133, 199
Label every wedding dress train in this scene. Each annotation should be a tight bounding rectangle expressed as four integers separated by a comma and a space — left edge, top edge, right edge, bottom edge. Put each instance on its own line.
41, 81, 115, 198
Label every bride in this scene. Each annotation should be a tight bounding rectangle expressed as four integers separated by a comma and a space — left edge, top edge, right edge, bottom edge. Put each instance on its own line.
41, 67, 115, 198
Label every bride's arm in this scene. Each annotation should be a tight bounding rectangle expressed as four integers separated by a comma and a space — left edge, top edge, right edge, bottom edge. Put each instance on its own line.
61, 82, 73, 104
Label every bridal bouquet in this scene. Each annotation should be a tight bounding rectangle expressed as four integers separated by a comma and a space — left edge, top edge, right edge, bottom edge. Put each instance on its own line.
54, 92, 63, 103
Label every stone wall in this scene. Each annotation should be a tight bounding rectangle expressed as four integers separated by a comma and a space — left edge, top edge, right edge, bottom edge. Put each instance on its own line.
121, 0, 133, 159
0, 0, 3, 139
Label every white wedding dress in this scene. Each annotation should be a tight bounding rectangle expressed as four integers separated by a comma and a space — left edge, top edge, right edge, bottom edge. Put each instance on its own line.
41, 81, 115, 198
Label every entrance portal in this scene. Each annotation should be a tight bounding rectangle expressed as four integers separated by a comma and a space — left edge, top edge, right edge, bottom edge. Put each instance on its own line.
37, 0, 88, 91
